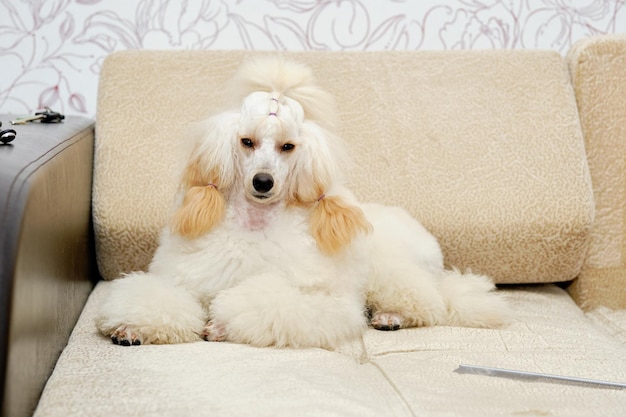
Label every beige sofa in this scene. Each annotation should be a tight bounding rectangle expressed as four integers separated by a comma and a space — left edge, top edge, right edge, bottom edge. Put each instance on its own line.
20, 35, 626, 416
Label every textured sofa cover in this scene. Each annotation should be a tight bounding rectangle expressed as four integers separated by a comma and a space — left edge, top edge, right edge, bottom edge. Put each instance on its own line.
33, 35, 626, 417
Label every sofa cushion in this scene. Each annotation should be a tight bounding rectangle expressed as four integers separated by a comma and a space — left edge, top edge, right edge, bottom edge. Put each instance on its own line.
586, 306, 626, 345
34, 284, 626, 416
94, 50, 593, 283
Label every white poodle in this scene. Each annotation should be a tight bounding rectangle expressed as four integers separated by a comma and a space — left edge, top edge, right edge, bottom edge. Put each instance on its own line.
96, 57, 509, 349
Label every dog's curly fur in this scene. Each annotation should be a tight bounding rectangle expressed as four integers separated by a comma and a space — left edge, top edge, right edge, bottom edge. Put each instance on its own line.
96, 57, 509, 349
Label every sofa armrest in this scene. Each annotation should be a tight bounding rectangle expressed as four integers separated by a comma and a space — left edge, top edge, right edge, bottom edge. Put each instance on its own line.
0, 116, 96, 417
567, 35, 626, 310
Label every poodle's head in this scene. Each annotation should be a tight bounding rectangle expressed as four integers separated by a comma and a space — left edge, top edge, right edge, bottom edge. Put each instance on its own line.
171, 57, 371, 254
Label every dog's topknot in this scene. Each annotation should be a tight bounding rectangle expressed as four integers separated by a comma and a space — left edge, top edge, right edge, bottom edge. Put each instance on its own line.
231, 56, 338, 131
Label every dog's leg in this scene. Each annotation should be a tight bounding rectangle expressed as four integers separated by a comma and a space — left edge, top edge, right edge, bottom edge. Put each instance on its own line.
362, 204, 449, 330
370, 312, 403, 331
208, 273, 367, 349
110, 325, 142, 346
367, 259, 448, 330
202, 320, 227, 342
363, 204, 509, 330
96, 272, 206, 345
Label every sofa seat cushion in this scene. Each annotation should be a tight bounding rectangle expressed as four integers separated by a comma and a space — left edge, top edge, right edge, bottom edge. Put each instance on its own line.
35, 284, 625, 417
585, 306, 626, 346
361, 286, 626, 416
94, 50, 593, 284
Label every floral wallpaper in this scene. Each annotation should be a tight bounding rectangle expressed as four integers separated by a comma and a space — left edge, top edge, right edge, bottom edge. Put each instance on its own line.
1, 0, 624, 117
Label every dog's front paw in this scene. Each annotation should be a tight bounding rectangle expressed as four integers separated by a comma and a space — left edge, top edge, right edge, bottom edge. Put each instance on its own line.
111, 326, 143, 346
371, 312, 404, 331
202, 320, 227, 342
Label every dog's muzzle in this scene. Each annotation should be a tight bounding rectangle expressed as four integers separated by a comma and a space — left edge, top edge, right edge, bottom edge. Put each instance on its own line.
252, 173, 274, 199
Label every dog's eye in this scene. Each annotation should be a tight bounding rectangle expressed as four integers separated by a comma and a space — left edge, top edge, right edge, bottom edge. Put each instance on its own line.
241, 138, 254, 148
281, 143, 295, 152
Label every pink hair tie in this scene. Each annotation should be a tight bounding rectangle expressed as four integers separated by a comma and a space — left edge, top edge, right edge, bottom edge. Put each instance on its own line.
269, 96, 279, 116
317, 194, 326, 202
207, 183, 218, 189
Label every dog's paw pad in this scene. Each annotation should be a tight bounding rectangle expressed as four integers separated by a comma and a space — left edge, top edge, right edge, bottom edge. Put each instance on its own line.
111, 326, 142, 346
202, 320, 227, 342
371, 312, 403, 331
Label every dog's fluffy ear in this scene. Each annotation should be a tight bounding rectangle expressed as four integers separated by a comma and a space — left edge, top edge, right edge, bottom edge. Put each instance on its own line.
311, 195, 372, 254
170, 169, 226, 239
289, 121, 340, 203
289, 121, 371, 253
170, 113, 239, 238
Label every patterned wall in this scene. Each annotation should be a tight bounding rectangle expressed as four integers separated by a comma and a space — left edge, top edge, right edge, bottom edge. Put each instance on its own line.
1, 0, 624, 116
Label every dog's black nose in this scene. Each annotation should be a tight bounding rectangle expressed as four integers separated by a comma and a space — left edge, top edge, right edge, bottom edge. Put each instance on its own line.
252, 173, 274, 193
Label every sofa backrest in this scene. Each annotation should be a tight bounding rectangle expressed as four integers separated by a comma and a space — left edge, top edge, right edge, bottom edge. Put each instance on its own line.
94, 50, 593, 283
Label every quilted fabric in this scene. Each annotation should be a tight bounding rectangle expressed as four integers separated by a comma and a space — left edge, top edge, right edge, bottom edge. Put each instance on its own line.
34, 283, 626, 417
567, 34, 626, 309
93, 50, 594, 283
